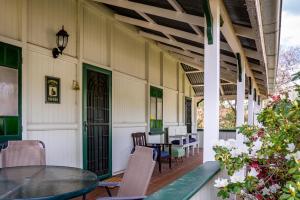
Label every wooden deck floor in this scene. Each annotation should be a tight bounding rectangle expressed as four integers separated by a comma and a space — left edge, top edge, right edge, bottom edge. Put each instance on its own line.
76, 149, 203, 200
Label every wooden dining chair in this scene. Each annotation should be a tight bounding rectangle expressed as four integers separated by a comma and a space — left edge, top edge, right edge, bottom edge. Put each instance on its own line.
132, 132, 172, 173
1, 140, 46, 167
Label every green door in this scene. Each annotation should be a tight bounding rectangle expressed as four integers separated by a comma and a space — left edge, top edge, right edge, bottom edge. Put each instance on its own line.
83, 63, 112, 179
0, 42, 22, 143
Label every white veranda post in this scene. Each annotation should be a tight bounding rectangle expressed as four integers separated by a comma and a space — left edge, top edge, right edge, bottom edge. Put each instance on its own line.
236, 57, 245, 145
203, 0, 220, 162
248, 83, 254, 125
253, 96, 259, 126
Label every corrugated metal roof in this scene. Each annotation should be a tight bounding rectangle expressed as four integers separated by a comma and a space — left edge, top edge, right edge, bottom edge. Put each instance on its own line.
238, 36, 257, 51
223, 0, 252, 27
139, 27, 167, 38
186, 72, 204, 85
99, 0, 271, 96
106, 5, 146, 21
176, 0, 204, 17
193, 86, 204, 96
147, 14, 197, 34
247, 57, 260, 65
223, 84, 237, 95
181, 63, 196, 72
129, 0, 175, 11
172, 36, 204, 49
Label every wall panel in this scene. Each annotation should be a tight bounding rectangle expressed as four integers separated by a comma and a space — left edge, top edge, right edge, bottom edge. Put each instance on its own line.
28, 0, 77, 57
148, 44, 161, 85
164, 88, 178, 124
113, 72, 146, 123
27, 49, 77, 124
163, 55, 177, 90
0, 0, 20, 40
82, 7, 109, 66
27, 130, 78, 167
111, 24, 146, 79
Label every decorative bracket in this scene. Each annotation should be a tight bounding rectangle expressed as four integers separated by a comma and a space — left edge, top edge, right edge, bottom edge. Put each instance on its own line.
236, 53, 242, 82
203, 0, 213, 44
249, 77, 252, 95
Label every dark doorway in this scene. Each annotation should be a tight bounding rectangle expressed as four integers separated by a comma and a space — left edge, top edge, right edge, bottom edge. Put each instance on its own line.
185, 97, 192, 133
83, 64, 112, 179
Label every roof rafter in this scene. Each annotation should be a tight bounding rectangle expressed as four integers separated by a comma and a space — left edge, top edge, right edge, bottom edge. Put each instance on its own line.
94, 0, 257, 41
219, 0, 260, 94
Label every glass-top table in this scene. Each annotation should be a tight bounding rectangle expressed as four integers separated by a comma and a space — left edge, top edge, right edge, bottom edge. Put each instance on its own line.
0, 166, 98, 200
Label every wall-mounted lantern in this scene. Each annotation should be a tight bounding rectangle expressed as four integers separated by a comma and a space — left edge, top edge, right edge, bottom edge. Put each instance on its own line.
52, 26, 69, 58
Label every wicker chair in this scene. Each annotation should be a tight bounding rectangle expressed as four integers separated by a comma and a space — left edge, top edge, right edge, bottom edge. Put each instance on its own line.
97, 146, 156, 200
1, 140, 46, 167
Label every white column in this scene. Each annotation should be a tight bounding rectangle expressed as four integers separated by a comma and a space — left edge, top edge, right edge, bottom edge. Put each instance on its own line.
253, 95, 259, 126
203, 0, 220, 162
236, 58, 245, 145
247, 84, 254, 125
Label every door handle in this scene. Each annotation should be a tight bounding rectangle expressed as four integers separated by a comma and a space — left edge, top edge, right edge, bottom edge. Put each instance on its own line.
83, 121, 88, 131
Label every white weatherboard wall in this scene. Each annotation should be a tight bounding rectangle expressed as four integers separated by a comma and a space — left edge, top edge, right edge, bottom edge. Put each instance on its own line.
0, 0, 196, 174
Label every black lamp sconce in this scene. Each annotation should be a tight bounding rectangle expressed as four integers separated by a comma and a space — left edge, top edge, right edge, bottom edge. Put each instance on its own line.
52, 26, 69, 58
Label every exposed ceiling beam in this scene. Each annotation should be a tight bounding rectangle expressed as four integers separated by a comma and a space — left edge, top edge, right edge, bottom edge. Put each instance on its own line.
93, 0, 204, 26
115, 14, 203, 42
192, 82, 234, 87
95, 0, 258, 40
140, 31, 204, 53
233, 25, 256, 39
220, 0, 260, 94
157, 43, 238, 68
166, 0, 204, 37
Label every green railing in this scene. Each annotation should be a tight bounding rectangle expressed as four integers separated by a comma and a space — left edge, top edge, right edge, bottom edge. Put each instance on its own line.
146, 161, 221, 200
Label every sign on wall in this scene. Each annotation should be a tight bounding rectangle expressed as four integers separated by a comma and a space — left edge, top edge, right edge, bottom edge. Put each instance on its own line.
45, 76, 60, 104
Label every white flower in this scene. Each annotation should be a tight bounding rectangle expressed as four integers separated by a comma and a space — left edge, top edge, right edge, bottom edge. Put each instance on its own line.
227, 139, 237, 149
285, 154, 293, 160
253, 139, 263, 151
214, 178, 229, 188
262, 187, 270, 196
214, 139, 226, 148
230, 172, 245, 183
248, 167, 258, 178
288, 184, 296, 194
269, 184, 280, 193
230, 148, 242, 158
287, 143, 295, 152
295, 151, 300, 161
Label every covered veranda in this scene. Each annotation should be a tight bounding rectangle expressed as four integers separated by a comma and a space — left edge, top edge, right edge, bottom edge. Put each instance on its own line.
0, 0, 281, 199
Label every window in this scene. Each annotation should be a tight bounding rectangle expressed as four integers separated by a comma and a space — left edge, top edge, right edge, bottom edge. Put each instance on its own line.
150, 86, 163, 132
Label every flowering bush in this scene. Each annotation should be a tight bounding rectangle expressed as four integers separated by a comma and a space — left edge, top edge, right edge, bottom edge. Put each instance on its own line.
213, 92, 300, 199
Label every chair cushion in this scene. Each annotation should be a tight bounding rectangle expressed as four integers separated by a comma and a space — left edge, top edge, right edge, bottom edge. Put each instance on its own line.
171, 147, 185, 158
171, 137, 196, 145
153, 147, 170, 158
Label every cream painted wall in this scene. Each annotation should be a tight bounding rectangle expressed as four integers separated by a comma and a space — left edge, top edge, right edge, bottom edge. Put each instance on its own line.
0, 0, 196, 174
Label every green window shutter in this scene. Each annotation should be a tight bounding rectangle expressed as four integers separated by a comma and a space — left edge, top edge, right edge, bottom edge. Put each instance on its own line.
0, 42, 22, 142
150, 86, 163, 132
6, 46, 20, 68
0, 45, 4, 66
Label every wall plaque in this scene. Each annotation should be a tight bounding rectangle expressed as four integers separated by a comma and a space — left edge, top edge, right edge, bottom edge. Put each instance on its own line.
45, 76, 60, 104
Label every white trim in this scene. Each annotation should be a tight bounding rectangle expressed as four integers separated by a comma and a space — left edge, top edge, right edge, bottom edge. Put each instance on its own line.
112, 123, 147, 128
27, 123, 79, 131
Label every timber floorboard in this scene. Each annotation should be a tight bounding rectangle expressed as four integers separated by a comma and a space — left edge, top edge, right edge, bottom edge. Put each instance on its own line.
74, 148, 203, 200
